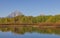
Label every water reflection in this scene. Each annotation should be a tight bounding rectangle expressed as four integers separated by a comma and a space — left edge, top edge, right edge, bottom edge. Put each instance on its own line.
0, 25, 60, 35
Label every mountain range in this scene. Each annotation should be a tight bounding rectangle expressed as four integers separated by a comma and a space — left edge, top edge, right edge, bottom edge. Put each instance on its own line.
8, 10, 24, 17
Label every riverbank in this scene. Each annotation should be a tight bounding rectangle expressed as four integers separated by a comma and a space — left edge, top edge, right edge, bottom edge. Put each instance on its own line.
0, 22, 60, 26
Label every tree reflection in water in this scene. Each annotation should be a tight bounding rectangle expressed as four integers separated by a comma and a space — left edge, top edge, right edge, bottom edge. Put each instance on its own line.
0, 25, 60, 35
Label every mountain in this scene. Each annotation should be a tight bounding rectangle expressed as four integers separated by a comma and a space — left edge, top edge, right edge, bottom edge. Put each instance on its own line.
8, 10, 24, 17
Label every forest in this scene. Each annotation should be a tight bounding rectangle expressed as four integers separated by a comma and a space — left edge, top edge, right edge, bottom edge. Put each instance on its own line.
0, 14, 60, 24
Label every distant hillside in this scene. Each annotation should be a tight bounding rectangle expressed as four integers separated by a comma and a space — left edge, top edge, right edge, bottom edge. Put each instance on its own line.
0, 11, 60, 24
8, 10, 24, 17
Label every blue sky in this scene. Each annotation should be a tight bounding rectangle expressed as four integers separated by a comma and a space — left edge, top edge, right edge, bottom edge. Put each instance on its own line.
0, 0, 60, 17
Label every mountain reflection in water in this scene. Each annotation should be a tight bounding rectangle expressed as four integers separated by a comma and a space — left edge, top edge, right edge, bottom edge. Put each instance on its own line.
0, 25, 60, 35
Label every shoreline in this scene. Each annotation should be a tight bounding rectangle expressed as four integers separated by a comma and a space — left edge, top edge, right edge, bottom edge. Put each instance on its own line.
0, 23, 60, 25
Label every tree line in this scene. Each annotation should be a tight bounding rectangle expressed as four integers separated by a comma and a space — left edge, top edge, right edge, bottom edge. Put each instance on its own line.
0, 15, 60, 24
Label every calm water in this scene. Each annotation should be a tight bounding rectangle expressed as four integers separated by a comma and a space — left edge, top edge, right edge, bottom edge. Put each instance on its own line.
0, 25, 60, 38
0, 31, 60, 38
